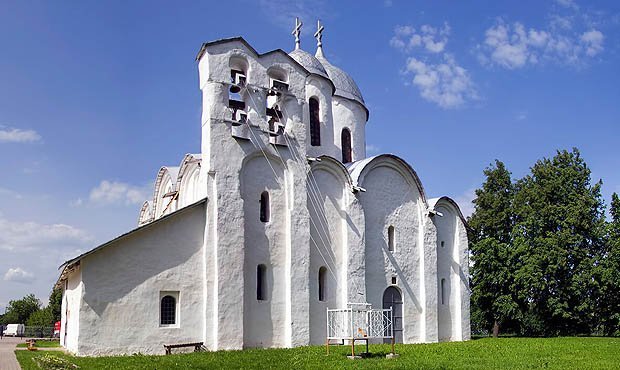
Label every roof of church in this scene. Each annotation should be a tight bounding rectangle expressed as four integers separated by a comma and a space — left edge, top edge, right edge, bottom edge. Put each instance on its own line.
55, 198, 208, 288
347, 154, 428, 205
427, 196, 470, 228
288, 49, 330, 80
315, 53, 365, 107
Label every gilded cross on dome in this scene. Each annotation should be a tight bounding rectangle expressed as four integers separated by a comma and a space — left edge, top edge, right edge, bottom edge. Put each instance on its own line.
292, 17, 302, 50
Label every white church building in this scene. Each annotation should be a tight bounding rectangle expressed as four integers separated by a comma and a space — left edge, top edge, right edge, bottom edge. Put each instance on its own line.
56, 20, 470, 356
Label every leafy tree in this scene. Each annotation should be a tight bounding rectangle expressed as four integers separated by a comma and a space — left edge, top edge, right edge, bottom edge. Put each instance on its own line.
469, 160, 519, 336
3, 294, 41, 324
511, 148, 605, 336
26, 307, 54, 327
48, 288, 62, 323
600, 193, 620, 335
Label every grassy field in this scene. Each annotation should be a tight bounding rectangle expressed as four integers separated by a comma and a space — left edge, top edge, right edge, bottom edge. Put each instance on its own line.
16, 340, 61, 348
15, 337, 620, 369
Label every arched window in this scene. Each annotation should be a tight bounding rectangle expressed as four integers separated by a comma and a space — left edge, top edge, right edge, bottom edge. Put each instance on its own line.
309, 97, 321, 146
160, 295, 176, 325
341, 128, 352, 163
260, 191, 270, 222
257, 264, 267, 301
440, 278, 446, 305
318, 266, 327, 302
388, 225, 395, 251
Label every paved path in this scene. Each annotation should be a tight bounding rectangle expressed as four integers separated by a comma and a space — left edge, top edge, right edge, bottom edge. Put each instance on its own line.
0, 337, 22, 370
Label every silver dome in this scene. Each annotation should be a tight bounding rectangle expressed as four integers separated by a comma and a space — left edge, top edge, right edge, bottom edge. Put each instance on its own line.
289, 49, 330, 80
316, 54, 365, 106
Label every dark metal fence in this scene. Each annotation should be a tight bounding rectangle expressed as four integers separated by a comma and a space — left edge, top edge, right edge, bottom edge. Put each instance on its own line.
23, 326, 55, 338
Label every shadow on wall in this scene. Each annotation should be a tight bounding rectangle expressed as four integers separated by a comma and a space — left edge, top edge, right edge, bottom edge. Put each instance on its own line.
81, 204, 206, 317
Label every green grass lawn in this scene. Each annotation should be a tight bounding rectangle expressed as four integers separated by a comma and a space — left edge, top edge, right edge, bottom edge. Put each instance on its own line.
16, 340, 61, 348
15, 337, 620, 369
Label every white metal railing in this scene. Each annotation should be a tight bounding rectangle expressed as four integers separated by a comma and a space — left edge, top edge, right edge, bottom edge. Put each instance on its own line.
327, 304, 393, 340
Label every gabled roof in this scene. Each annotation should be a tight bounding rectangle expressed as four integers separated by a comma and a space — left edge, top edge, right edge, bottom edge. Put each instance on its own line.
196, 36, 336, 93
55, 198, 208, 288
196, 37, 309, 75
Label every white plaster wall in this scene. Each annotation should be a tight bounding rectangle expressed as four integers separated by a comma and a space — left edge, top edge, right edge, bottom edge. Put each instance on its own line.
241, 155, 288, 348
61, 267, 82, 353
433, 201, 470, 342
305, 77, 337, 160
331, 97, 367, 162
198, 41, 313, 349
74, 204, 206, 356
308, 167, 345, 344
357, 162, 424, 344
435, 204, 457, 341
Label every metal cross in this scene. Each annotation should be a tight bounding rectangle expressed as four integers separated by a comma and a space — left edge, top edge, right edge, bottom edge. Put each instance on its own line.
314, 20, 324, 48
292, 17, 302, 50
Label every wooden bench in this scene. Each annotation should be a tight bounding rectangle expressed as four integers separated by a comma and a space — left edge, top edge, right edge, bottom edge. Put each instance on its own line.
163, 342, 204, 355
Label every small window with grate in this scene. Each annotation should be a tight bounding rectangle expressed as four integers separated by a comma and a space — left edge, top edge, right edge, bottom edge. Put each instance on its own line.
160, 293, 178, 326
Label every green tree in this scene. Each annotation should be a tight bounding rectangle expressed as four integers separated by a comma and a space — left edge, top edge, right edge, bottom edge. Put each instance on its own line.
600, 193, 620, 335
3, 294, 41, 324
511, 148, 605, 336
48, 288, 62, 323
469, 160, 519, 336
26, 306, 54, 327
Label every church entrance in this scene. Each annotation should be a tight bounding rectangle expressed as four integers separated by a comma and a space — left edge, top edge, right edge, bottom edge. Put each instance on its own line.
383, 286, 403, 343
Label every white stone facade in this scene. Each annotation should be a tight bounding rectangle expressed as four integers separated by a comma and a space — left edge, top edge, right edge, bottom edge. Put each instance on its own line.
57, 33, 470, 356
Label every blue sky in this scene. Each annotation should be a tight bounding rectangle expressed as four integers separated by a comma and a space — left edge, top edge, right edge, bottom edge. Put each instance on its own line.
1, 0, 618, 311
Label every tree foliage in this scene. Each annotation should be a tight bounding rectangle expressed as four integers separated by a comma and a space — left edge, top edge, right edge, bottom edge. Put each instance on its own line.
2, 294, 41, 324
48, 288, 62, 323
469, 160, 519, 336
26, 306, 54, 327
469, 148, 615, 336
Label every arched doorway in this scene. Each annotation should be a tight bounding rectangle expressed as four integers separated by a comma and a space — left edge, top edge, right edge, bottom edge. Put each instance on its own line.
383, 286, 403, 343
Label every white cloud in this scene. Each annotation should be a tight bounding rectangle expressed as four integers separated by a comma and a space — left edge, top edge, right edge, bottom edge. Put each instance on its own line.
0, 127, 41, 143
390, 22, 476, 109
454, 188, 476, 218
478, 17, 604, 69
555, 0, 579, 10
580, 29, 604, 56
0, 217, 92, 252
549, 14, 573, 30
404, 54, 477, 109
3, 267, 35, 284
390, 23, 450, 53
258, 0, 330, 33
0, 187, 23, 200
88, 180, 150, 206
366, 144, 381, 155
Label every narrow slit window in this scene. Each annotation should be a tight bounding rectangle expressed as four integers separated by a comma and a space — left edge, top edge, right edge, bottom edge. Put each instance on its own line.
441, 278, 446, 305
257, 264, 267, 301
341, 128, 352, 163
318, 266, 327, 302
160, 295, 176, 325
388, 225, 395, 251
309, 98, 321, 146
260, 191, 270, 222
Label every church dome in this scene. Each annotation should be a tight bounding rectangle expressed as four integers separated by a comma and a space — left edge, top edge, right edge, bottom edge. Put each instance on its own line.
316, 54, 365, 106
289, 49, 330, 80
